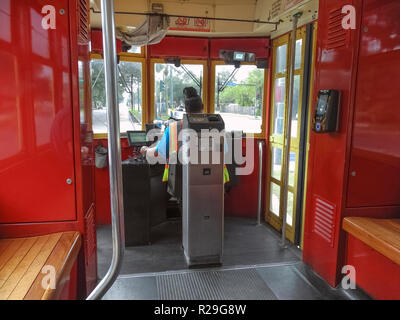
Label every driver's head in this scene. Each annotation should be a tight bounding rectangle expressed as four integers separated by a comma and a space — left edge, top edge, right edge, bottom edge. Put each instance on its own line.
183, 87, 203, 114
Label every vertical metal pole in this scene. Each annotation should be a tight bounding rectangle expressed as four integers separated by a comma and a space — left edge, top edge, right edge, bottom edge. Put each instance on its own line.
87, 0, 125, 300
257, 140, 264, 226
281, 12, 302, 247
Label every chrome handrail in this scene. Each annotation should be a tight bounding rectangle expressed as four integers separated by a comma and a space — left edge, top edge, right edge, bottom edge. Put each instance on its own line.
257, 140, 264, 226
87, 0, 125, 300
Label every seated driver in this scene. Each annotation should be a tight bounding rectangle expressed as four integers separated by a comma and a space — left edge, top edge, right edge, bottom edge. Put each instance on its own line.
140, 87, 230, 184
140, 87, 203, 160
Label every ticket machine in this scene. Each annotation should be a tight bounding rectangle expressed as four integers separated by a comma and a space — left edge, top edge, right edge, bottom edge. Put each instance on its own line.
182, 114, 225, 267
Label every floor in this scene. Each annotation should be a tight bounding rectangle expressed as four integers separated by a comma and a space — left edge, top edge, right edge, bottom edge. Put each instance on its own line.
97, 218, 370, 300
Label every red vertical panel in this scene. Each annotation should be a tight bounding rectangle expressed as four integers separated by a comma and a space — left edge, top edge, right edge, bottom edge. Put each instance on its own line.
94, 138, 133, 225
303, 0, 362, 286
224, 138, 265, 218
347, 0, 400, 208
0, 0, 76, 223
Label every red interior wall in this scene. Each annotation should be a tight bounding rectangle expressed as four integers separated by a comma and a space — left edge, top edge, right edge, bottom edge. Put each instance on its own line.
303, 0, 400, 290
342, 0, 400, 299
91, 29, 123, 54
303, 0, 363, 287
95, 138, 134, 225
0, 0, 96, 299
346, 234, 400, 300
224, 138, 266, 218
148, 36, 270, 59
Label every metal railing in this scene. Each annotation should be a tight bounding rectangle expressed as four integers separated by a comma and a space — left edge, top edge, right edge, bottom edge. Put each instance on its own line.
87, 0, 125, 300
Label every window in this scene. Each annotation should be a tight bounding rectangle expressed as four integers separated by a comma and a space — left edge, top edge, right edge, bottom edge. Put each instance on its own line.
266, 27, 307, 243
213, 64, 265, 134
90, 57, 144, 134
153, 62, 204, 121
127, 46, 142, 54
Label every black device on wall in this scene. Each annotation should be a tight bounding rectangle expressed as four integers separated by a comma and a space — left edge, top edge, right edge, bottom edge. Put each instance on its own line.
312, 90, 341, 133
219, 50, 256, 68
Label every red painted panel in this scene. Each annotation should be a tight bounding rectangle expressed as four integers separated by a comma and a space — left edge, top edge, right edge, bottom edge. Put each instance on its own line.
303, 0, 362, 286
347, 0, 400, 207
90, 29, 123, 54
95, 138, 134, 225
346, 234, 400, 300
149, 36, 209, 59
210, 38, 270, 60
225, 138, 266, 218
0, 0, 76, 223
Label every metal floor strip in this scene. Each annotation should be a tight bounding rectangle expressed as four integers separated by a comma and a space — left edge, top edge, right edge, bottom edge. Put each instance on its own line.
117, 260, 300, 279
156, 268, 277, 300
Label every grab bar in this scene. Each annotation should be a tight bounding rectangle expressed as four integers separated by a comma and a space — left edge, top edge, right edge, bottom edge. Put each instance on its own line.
87, 0, 125, 300
257, 140, 265, 226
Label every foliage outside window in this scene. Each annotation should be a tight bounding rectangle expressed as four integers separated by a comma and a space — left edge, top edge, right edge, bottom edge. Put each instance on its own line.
214, 65, 264, 134
90, 59, 143, 134
154, 63, 203, 121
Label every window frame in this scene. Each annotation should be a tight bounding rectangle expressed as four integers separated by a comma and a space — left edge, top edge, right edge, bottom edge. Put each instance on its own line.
149, 58, 208, 123
118, 45, 145, 58
266, 26, 307, 243
90, 53, 147, 139
210, 60, 268, 138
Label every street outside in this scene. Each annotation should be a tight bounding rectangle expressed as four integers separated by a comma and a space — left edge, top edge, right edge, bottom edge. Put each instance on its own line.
218, 112, 262, 134
93, 106, 262, 135
92, 105, 142, 134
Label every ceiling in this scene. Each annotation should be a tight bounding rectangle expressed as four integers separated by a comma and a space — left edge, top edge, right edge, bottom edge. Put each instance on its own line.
90, 0, 319, 38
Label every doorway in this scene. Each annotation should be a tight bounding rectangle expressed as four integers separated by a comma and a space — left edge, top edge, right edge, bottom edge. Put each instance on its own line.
266, 24, 316, 245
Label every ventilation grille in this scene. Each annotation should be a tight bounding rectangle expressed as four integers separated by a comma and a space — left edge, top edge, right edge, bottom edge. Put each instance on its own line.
312, 196, 336, 247
78, 0, 89, 45
326, 8, 349, 50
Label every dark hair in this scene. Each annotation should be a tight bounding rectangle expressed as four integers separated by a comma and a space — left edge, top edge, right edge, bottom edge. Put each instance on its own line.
183, 87, 203, 113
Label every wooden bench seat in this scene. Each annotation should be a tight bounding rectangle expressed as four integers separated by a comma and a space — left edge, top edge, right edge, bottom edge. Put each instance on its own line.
0, 232, 81, 300
343, 217, 400, 266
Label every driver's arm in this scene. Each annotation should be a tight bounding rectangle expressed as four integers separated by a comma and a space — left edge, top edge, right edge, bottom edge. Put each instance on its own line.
140, 126, 169, 159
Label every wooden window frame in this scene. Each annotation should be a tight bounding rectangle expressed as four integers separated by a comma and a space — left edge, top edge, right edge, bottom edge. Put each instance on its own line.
149, 58, 208, 123
210, 60, 268, 138
90, 53, 147, 139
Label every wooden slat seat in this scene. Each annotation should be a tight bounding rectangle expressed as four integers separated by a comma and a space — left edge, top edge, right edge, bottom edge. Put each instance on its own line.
343, 217, 400, 266
0, 232, 81, 300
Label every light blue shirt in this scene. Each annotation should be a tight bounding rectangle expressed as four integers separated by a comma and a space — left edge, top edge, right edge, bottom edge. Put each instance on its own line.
155, 125, 228, 160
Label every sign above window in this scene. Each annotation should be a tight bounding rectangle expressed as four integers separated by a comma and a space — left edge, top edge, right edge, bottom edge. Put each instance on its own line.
169, 17, 211, 32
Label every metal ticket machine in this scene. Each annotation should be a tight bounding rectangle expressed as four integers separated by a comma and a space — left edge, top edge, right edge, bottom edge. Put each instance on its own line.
182, 113, 225, 267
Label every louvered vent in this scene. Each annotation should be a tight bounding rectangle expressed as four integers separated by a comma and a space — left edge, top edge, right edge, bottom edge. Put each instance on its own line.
78, 0, 89, 45
326, 8, 349, 50
312, 196, 336, 247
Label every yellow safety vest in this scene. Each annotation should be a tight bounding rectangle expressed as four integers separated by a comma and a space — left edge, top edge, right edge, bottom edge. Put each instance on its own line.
162, 120, 230, 184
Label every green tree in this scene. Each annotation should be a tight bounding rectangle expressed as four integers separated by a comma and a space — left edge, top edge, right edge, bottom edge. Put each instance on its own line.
90, 60, 142, 111
218, 68, 264, 109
